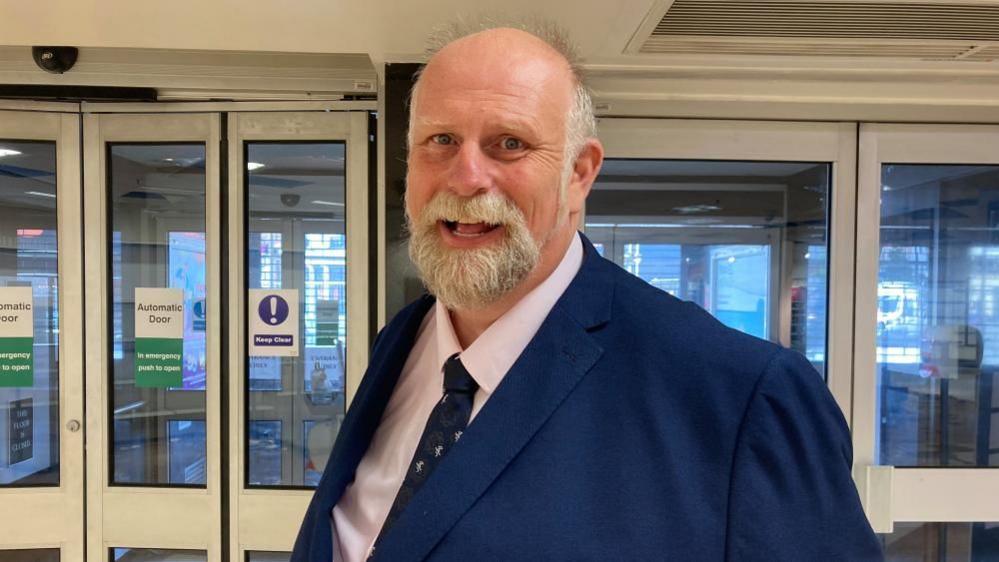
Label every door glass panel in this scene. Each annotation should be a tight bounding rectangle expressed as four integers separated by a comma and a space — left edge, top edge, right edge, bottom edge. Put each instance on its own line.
245, 142, 346, 488
0, 140, 59, 486
246, 553, 290, 562
0, 549, 60, 562
108, 144, 207, 485
882, 522, 999, 561
248, 420, 281, 485
877, 165, 999, 467
167, 419, 206, 484
111, 548, 206, 561
587, 159, 831, 376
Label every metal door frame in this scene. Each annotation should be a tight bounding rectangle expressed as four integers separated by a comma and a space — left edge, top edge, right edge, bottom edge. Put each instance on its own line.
0, 104, 85, 560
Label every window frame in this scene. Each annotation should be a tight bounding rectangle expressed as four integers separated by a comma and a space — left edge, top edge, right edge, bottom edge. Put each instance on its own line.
853, 123, 999, 533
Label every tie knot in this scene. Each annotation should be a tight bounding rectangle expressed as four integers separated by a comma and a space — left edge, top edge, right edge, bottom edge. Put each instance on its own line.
443, 354, 478, 395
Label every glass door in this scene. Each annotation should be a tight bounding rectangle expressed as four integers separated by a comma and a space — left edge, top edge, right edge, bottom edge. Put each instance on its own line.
854, 124, 999, 560
83, 112, 222, 561
226, 111, 369, 560
591, 119, 858, 416
0, 107, 85, 560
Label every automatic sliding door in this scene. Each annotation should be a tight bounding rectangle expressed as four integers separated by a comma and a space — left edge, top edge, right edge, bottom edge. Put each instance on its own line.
227, 112, 369, 559
854, 124, 999, 561
0, 108, 84, 560
84, 113, 221, 561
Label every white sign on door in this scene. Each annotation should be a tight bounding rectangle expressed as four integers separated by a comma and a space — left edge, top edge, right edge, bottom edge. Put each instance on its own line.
134, 288, 184, 339
0, 286, 34, 387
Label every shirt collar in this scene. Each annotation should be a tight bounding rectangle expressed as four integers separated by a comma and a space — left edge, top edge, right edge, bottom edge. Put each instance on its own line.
434, 232, 584, 394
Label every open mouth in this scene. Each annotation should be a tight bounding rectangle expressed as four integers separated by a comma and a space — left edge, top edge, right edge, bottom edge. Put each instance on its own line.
442, 220, 501, 238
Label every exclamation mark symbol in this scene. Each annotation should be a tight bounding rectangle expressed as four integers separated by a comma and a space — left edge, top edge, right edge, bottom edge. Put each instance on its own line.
270, 296, 278, 324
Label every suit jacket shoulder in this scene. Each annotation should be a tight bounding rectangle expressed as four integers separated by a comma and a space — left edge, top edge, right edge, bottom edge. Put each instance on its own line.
588, 255, 882, 560
594, 258, 784, 439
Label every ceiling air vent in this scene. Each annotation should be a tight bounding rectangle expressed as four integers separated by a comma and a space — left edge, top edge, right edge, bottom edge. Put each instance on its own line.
633, 0, 999, 61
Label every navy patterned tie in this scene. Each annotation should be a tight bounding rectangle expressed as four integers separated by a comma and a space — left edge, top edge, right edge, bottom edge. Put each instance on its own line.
371, 353, 478, 552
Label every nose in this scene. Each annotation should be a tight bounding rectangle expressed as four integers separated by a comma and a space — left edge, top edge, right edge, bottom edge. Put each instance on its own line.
447, 142, 492, 197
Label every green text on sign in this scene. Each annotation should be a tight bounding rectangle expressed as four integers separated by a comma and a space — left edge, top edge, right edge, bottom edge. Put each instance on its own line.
0, 337, 33, 387
135, 337, 183, 388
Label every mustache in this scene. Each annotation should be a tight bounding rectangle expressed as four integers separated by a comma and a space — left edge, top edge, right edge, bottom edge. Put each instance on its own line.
411, 192, 525, 228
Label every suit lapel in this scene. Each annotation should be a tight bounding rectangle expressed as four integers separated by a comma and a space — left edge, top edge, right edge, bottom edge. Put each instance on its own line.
372, 236, 615, 562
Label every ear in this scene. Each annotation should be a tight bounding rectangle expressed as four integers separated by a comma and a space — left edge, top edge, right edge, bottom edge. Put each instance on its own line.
566, 138, 604, 215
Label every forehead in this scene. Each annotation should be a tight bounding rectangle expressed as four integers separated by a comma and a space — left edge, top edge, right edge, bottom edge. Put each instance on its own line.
412, 33, 574, 130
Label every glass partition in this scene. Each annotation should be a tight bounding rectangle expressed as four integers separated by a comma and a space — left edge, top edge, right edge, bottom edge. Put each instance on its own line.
877, 164, 999, 467
247, 420, 281, 485
587, 159, 831, 376
0, 549, 60, 562
111, 548, 206, 561
0, 140, 59, 486
883, 522, 999, 561
244, 142, 347, 487
108, 143, 207, 485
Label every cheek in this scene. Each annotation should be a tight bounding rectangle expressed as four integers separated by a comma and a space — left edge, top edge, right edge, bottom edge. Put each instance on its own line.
404, 172, 430, 219
501, 167, 562, 232
406, 160, 441, 196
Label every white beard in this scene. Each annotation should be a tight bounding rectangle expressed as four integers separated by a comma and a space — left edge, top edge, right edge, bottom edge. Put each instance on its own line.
406, 191, 541, 310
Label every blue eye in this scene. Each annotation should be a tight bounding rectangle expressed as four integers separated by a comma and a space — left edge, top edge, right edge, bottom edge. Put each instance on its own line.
432, 134, 454, 145
501, 137, 523, 150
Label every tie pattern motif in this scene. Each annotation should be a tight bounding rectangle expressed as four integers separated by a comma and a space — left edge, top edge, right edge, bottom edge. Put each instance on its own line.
370, 353, 478, 556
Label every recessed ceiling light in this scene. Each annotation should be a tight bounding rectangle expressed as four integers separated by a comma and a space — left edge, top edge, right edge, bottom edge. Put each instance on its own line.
0, 149, 23, 158
247, 162, 265, 171
672, 204, 721, 214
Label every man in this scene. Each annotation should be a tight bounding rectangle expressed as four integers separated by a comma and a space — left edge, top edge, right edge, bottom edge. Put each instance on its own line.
293, 22, 883, 562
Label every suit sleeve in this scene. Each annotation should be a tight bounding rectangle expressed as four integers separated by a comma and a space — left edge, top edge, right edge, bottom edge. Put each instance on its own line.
725, 348, 884, 561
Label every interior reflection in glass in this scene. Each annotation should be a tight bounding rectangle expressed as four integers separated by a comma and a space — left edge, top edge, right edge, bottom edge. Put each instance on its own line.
108, 143, 207, 485
245, 142, 347, 488
0, 140, 60, 487
587, 159, 831, 378
246, 552, 292, 562
877, 165, 999, 468
111, 548, 206, 561
881, 522, 999, 562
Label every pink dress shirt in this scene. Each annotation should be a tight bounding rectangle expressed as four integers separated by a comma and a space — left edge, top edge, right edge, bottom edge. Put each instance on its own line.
331, 233, 584, 562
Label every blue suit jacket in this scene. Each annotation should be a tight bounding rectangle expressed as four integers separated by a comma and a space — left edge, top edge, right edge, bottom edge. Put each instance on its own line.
293, 235, 883, 561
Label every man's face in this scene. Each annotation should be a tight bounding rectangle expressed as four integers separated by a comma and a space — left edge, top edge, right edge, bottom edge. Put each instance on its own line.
405, 30, 588, 310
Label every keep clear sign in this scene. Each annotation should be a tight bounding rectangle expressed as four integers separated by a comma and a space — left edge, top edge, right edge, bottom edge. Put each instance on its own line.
0, 287, 33, 388
249, 289, 299, 357
134, 288, 184, 387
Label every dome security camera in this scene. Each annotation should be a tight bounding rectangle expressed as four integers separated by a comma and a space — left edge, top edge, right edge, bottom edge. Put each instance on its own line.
280, 193, 301, 207
32, 47, 78, 74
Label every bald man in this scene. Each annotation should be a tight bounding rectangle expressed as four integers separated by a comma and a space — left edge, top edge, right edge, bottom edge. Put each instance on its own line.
292, 23, 883, 562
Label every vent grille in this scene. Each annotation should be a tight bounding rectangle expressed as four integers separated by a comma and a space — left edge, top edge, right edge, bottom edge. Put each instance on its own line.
642, 39, 975, 59
965, 45, 999, 61
639, 0, 999, 60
